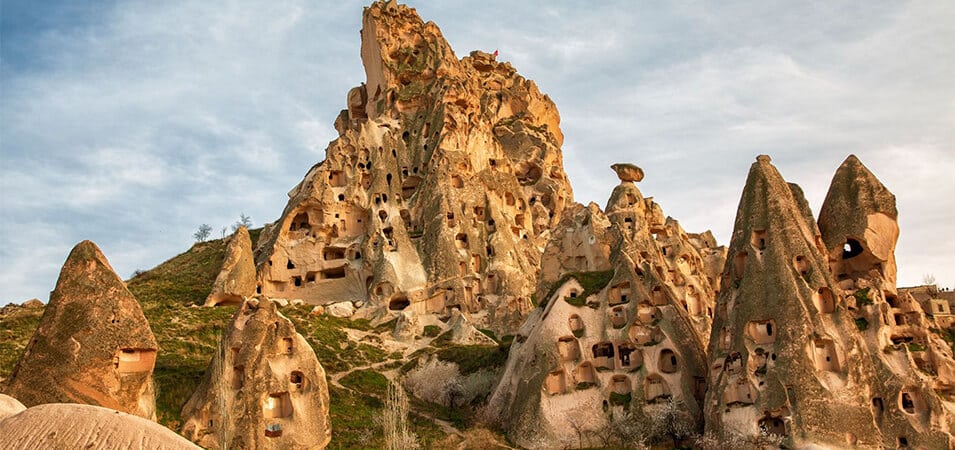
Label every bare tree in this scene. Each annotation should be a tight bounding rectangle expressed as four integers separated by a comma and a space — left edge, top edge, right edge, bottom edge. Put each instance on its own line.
220, 226, 228, 239
924, 273, 937, 285
194, 224, 212, 242
648, 398, 696, 448
232, 213, 253, 232
383, 381, 418, 450
442, 378, 465, 420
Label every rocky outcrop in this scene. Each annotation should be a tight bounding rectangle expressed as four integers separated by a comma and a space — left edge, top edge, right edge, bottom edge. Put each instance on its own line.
205, 226, 257, 306
253, 0, 573, 335
0, 394, 25, 421
489, 166, 724, 448
0, 403, 200, 449
704, 155, 888, 447
4, 240, 158, 419
180, 298, 331, 449
818, 155, 955, 448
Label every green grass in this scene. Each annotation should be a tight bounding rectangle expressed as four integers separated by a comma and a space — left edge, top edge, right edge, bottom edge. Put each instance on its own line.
436, 343, 510, 376
541, 270, 615, 308
423, 325, 441, 337
0, 306, 43, 380
340, 369, 389, 397
908, 342, 926, 352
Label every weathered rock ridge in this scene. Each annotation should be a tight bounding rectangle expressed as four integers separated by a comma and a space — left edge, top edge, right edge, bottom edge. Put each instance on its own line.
253, 0, 573, 334
4, 240, 158, 419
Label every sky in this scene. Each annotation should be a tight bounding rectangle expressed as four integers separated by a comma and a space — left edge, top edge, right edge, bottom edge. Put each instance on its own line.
1, 0, 953, 302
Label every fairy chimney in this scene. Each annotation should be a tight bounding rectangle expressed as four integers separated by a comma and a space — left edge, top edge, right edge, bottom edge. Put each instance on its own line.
4, 240, 158, 419
204, 226, 257, 306
180, 298, 331, 449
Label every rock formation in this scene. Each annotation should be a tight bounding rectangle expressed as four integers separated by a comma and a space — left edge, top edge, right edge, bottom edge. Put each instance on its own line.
253, 0, 573, 334
817, 155, 955, 448
705, 155, 889, 447
0, 403, 200, 449
0, 394, 25, 421
489, 165, 724, 448
205, 226, 257, 306
180, 297, 331, 449
4, 240, 158, 419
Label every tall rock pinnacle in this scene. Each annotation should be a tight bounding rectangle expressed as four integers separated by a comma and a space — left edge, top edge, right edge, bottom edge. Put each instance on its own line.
704, 156, 882, 447
5, 240, 158, 419
818, 155, 955, 448
818, 154, 899, 291
253, 1, 573, 334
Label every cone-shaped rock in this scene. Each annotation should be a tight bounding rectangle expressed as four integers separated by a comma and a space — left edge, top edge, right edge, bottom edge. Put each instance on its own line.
818, 154, 900, 291
253, 1, 573, 335
5, 240, 158, 419
490, 166, 724, 448
0, 403, 200, 449
818, 155, 955, 448
180, 298, 331, 449
205, 226, 257, 306
704, 156, 884, 447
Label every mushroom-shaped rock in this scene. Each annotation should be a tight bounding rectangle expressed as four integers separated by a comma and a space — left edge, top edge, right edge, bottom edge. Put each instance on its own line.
611, 163, 644, 183
5, 240, 158, 419
205, 226, 257, 307
0, 394, 25, 421
180, 298, 331, 449
0, 403, 200, 449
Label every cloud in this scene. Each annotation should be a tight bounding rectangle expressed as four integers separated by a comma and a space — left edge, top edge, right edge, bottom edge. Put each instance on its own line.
1, 0, 953, 302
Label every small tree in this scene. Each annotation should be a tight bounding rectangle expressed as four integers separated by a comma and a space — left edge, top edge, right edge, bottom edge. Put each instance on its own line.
924, 273, 937, 286
442, 378, 465, 420
194, 224, 212, 242
232, 213, 253, 232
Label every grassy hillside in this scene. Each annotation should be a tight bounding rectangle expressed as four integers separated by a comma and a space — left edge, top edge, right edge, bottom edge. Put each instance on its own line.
1, 230, 502, 448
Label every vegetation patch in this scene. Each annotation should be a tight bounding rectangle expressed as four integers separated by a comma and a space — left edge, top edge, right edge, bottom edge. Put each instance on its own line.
436, 343, 510, 376
541, 270, 615, 308
423, 325, 441, 337
609, 392, 632, 406
855, 317, 870, 331
340, 369, 389, 397
0, 306, 43, 380
853, 287, 873, 306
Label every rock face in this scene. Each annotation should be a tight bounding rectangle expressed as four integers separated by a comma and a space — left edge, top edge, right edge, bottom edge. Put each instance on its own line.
705, 156, 887, 447
253, 0, 573, 334
818, 154, 900, 292
180, 298, 331, 449
817, 155, 955, 448
205, 226, 257, 306
489, 166, 724, 448
4, 240, 158, 419
0, 394, 25, 421
0, 403, 200, 450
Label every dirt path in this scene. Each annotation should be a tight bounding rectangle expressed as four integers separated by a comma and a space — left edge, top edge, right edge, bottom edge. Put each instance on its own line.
331, 328, 463, 437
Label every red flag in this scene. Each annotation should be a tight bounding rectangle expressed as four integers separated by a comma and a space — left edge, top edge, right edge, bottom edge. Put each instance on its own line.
493, 49, 499, 58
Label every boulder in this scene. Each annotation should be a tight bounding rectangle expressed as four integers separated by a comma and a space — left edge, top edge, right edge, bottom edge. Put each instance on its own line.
325, 301, 355, 318
0, 403, 199, 449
